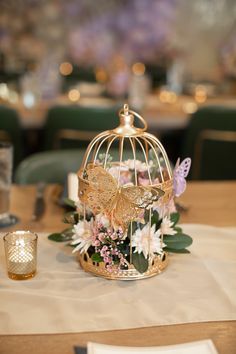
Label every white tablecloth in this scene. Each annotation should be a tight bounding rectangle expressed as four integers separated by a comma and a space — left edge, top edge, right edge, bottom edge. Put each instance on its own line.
0, 224, 235, 335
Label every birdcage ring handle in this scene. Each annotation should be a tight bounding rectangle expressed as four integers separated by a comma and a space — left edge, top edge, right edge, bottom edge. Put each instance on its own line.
120, 104, 148, 132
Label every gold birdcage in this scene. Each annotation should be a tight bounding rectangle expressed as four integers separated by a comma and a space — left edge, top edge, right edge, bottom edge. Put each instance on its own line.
77, 104, 173, 280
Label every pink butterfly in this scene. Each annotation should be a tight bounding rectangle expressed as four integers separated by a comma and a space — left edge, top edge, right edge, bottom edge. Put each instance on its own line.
173, 158, 191, 197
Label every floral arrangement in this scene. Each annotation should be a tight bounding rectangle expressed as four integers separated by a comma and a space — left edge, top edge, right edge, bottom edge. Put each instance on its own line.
49, 156, 192, 275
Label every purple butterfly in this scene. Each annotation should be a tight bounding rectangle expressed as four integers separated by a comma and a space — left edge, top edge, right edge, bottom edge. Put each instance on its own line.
173, 158, 191, 197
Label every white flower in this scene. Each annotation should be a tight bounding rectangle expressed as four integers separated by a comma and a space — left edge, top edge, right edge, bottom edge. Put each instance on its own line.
108, 165, 128, 179
71, 220, 93, 253
108, 165, 133, 185
95, 213, 110, 228
158, 216, 177, 236
132, 224, 163, 259
124, 159, 149, 172
153, 198, 177, 216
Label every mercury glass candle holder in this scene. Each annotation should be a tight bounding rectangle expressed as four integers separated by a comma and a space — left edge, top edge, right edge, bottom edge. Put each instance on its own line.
3, 231, 38, 280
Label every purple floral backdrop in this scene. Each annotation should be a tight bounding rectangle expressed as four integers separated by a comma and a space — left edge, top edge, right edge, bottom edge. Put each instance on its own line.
0, 0, 236, 80
66, 0, 176, 66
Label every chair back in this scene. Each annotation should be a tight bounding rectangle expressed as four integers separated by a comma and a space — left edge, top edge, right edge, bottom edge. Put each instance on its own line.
0, 105, 23, 167
14, 147, 145, 185
182, 105, 236, 180
14, 149, 86, 184
43, 105, 119, 150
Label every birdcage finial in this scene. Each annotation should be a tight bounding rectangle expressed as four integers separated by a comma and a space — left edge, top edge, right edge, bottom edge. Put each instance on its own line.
112, 103, 148, 136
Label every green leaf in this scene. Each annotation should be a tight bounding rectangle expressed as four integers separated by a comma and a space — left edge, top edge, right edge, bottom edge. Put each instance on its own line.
163, 233, 193, 250
48, 233, 72, 242
144, 209, 150, 223
62, 198, 76, 209
61, 227, 74, 236
67, 244, 76, 248
174, 226, 182, 233
98, 153, 113, 165
170, 212, 180, 226
132, 252, 149, 274
48, 226, 74, 243
151, 210, 159, 226
91, 253, 103, 262
63, 211, 79, 224
164, 247, 190, 254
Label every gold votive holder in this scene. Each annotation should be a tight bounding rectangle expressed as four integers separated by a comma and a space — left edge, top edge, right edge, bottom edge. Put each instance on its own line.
3, 231, 38, 280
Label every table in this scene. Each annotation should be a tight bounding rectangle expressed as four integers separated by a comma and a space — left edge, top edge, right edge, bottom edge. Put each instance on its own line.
6, 181, 236, 233
5, 94, 236, 131
1, 181, 236, 354
144, 94, 236, 131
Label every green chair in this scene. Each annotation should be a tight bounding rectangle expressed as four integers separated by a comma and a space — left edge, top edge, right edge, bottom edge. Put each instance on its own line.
14, 149, 86, 184
14, 147, 146, 185
0, 105, 24, 167
182, 106, 236, 180
43, 105, 120, 150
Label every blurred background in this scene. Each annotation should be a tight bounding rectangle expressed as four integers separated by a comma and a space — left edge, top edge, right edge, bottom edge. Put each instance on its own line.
1, 0, 236, 181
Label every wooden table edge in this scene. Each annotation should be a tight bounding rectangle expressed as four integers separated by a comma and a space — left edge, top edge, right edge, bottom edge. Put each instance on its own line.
0, 320, 235, 354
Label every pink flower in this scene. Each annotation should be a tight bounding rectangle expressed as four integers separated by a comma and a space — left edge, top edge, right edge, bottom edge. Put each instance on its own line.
138, 177, 150, 186
111, 233, 118, 240
98, 233, 105, 242
106, 265, 113, 273
153, 197, 177, 216
95, 213, 110, 228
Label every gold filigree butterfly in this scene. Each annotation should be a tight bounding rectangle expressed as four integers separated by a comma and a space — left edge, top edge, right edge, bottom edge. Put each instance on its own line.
78, 164, 165, 230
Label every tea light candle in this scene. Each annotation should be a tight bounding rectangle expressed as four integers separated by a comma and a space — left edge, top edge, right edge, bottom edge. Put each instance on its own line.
4, 231, 38, 280
9, 239, 34, 275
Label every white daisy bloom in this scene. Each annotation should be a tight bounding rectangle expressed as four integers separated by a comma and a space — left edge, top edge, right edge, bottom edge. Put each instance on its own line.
132, 224, 163, 259
158, 216, 177, 236
71, 220, 93, 253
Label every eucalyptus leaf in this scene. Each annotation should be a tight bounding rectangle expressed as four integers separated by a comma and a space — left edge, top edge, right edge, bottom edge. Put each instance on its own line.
63, 211, 79, 224
132, 252, 149, 274
91, 253, 103, 262
170, 212, 180, 226
48, 233, 72, 242
151, 210, 159, 226
144, 209, 150, 223
174, 226, 182, 233
164, 247, 190, 254
163, 233, 192, 250
62, 198, 76, 209
61, 227, 74, 237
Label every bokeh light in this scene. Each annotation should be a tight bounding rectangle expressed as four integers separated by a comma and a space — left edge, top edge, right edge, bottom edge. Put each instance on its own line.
132, 62, 146, 76
59, 62, 73, 76
68, 88, 80, 102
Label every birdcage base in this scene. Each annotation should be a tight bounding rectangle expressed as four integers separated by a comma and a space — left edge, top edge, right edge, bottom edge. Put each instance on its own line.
78, 252, 168, 280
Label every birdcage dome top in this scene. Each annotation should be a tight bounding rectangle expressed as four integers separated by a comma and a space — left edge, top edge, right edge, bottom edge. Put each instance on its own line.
78, 104, 173, 201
